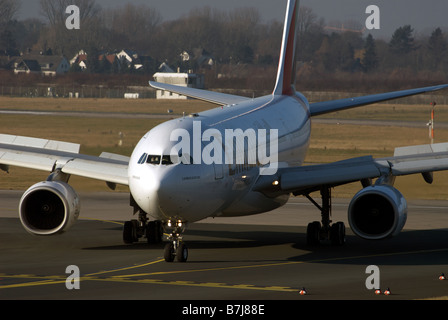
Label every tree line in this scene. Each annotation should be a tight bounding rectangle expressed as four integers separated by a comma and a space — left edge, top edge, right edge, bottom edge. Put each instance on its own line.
1, 0, 447, 91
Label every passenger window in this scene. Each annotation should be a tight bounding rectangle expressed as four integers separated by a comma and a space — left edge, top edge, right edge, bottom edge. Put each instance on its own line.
147, 155, 161, 165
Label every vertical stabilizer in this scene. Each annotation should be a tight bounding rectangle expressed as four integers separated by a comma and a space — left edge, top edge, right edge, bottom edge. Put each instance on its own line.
272, 0, 300, 96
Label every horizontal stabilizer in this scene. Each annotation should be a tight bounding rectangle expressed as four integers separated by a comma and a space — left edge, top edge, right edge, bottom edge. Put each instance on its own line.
309, 84, 448, 116
149, 81, 250, 106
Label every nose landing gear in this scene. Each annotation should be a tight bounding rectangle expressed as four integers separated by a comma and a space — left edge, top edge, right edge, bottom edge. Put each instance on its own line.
163, 219, 188, 262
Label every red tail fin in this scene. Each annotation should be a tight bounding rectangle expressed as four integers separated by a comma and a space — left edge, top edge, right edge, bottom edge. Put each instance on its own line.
272, 0, 299, 96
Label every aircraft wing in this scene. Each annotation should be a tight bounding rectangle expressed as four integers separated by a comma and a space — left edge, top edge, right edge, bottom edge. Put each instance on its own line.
254, 142, 448, 195
0, 134, 129, 186
149, 81, 251, 106
309, 84, 448, 116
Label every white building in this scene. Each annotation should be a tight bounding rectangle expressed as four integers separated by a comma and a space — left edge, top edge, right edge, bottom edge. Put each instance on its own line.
14, 55, 70, 76
153, 72, 204, 100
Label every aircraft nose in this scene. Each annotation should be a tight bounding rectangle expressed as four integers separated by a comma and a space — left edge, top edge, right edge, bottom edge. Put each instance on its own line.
138, 165, 184, 219
156, 167, 185, 217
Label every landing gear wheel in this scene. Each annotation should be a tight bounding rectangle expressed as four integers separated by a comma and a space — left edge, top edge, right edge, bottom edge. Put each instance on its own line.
123, 220, 138, 244
304, 187, 346, 246
306, 221, 321, 246
330, 222, 346, 246
176, 242, 188, 262
164, 243, 175, 262
146, 220, 163, 244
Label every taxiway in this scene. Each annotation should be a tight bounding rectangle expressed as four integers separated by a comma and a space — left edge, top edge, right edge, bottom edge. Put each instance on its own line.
1, 190, 448, 300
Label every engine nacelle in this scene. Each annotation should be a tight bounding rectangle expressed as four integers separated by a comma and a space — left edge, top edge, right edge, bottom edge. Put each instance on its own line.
19, 181, 80, 236
348, 185, 407, 240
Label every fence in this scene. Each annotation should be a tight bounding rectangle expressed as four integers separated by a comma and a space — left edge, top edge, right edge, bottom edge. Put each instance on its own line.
1, 85, 447, 105
0, 85, 156, 99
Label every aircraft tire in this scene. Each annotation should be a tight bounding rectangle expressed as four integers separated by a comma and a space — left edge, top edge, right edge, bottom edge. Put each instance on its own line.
306, 221, 321, 246
164, 242, 175, 262
176, 242, 188, 262
330, 222, 346, 246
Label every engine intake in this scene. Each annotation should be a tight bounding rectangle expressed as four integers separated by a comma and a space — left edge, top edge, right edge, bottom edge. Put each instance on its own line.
348, 185, 407, 240
19, 181, 80, 235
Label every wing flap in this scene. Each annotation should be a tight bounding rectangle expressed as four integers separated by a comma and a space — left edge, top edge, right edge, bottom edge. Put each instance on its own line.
386, 143, 448, 176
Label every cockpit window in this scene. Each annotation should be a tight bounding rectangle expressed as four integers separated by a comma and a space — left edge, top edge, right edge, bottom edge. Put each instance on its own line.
138, 153, 148, 164
147, 155, 161, 165
161, 155, 174, 165
140, 154, 184, 166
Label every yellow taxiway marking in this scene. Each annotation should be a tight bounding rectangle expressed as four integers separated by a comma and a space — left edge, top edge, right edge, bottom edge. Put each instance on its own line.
2, 248, 448, 294
108, 247, 448, 279
86, 259, 165, 277
81, 217, 124, 226
0, 274, 297, 292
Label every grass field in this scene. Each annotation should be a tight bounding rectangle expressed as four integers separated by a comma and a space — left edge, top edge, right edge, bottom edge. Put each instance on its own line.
1, 96, 448, 200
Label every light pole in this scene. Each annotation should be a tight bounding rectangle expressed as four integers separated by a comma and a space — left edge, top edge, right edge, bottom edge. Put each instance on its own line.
428, 102, 437, 144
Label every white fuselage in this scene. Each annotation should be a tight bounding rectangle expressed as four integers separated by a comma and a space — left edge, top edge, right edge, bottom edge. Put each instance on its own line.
128, 93, 311, 223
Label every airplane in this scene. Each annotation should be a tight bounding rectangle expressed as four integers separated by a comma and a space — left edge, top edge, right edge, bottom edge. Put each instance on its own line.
1, 0, 448, 263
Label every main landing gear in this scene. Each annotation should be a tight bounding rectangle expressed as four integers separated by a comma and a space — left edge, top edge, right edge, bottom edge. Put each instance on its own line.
123, 210, 163, 245
304, 187, 346, 246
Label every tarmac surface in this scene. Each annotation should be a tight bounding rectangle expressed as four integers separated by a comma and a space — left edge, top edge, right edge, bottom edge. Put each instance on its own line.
1, 190, 448, 301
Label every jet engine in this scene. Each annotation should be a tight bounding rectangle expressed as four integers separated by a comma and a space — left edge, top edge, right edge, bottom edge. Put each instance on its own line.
19, 181, 80, 235
348, 185, 407, 240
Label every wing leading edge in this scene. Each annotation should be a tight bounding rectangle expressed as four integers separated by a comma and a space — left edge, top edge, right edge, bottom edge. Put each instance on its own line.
254, 142, 448, 195
0, 134, 129, 186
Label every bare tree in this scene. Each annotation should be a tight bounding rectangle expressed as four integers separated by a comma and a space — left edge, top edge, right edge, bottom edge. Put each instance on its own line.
40, 0, 100, 26
0, 0, 21, 25
104, 3, 161, 51
37, 0, 103, 56
298, 6, 317, 35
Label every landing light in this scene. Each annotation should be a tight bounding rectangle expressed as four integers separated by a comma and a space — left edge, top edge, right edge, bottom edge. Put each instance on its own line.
272, 180, 279, 186
167, 220, 183, 228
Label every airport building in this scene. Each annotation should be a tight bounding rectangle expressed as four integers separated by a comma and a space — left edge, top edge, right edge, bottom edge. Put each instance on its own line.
153, 71, 204, 100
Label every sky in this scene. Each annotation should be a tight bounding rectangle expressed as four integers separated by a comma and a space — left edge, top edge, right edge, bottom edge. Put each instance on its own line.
18, 0, 448, 39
